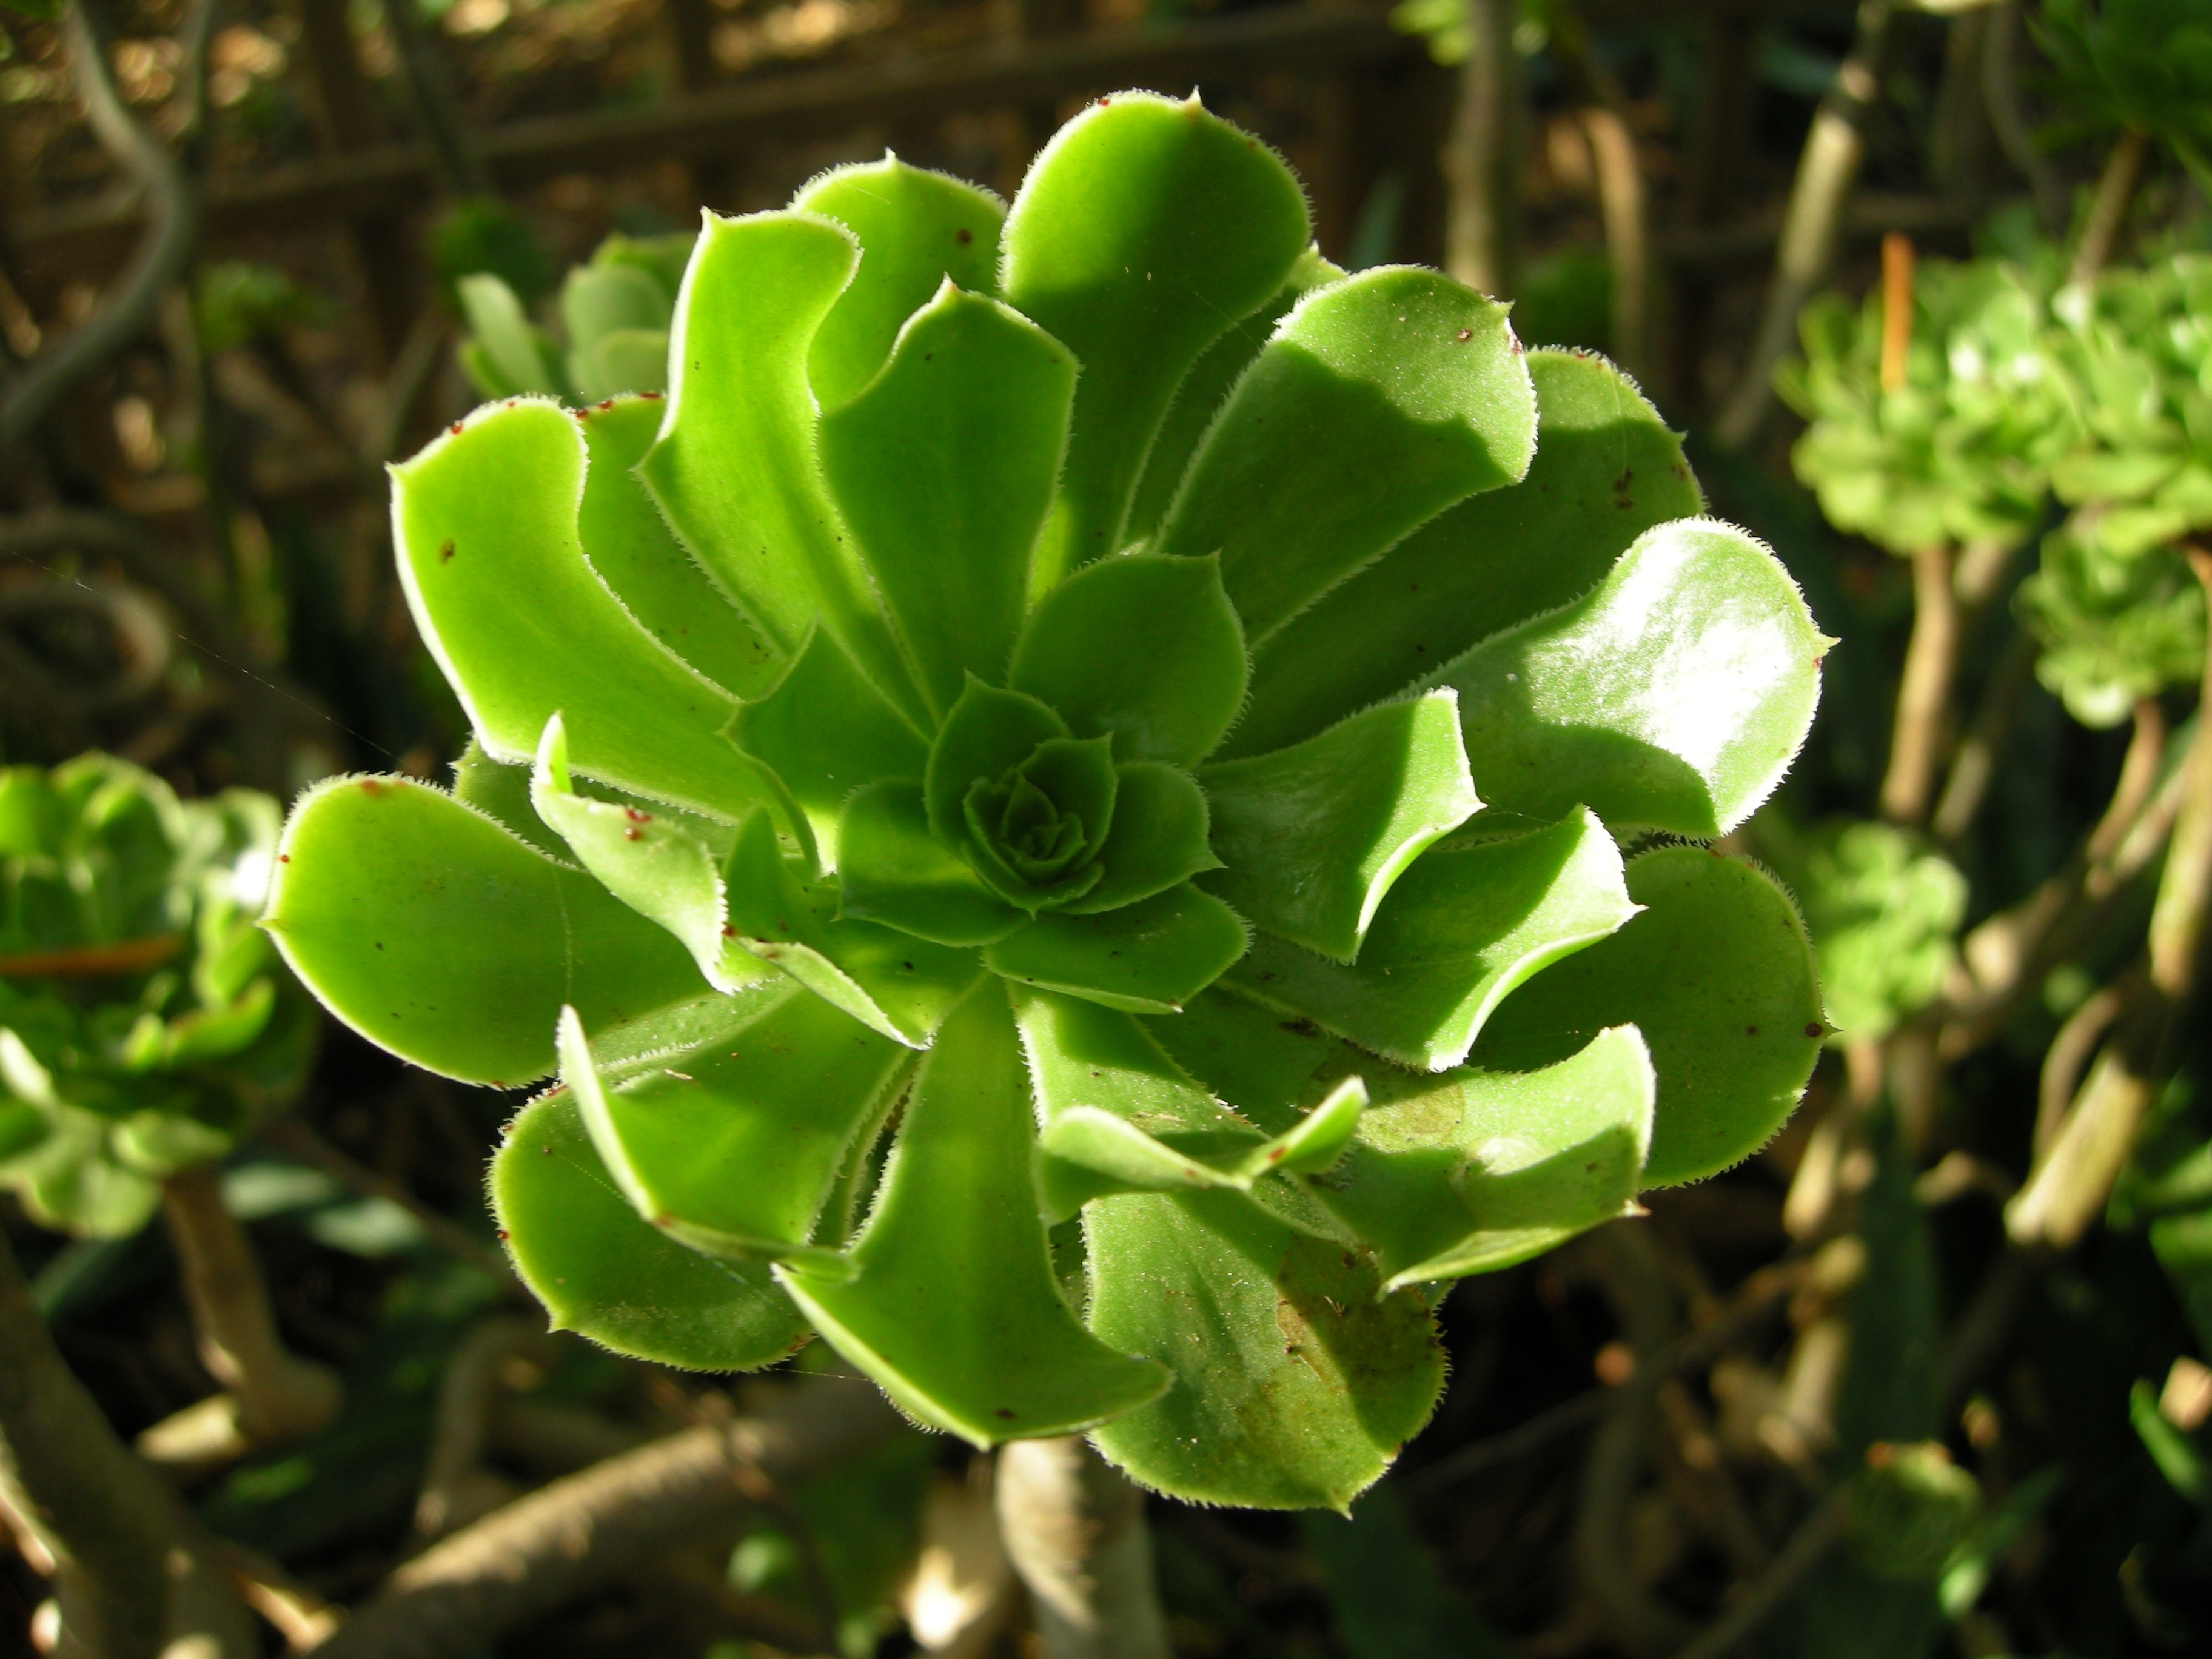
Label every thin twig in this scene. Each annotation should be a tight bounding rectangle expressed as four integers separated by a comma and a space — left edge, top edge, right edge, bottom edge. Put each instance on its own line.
2070, 128, 2149, 289
0, 0, 205, 455
1931, 629, 2037, 844
1443, 0, 1520, 299
1982, 0, 2066, 233
2035, 975, 2131, 1158
304, 1378, 902, 1658
1715, 0, 1895, 448
1661, 1490, 1849, 1659
1882, 544, 1960, 826
257, 1118, 521, 1287
997, 1436, 1170, 1659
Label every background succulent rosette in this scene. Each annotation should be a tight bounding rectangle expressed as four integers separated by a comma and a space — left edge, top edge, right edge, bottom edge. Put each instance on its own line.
267, 92, 1826, 1509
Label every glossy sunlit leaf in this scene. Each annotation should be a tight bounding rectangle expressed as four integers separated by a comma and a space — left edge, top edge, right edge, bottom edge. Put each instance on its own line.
778, 982, 1168, 1443
720, 811, 980, 1048
492, 1085, 808, 1371
1200, 692, 1478, 962
985, 882, 1248, 1014
819, 285, 1073, 719
1228, 809, 1634, 1071
640, 211, 922, 720
1127, 246, 1344, 539
264, 775, 705, 1086
837, 781, 1024, 947
392, 400, 780, 823
1014, 988, 1259, 1216
555, 997, 907, 1263
1432, 518, 1825, 837
1002, 93, 1311, 575
1008, 553, 1248, 767
1086, 1189, 1443, 1510
731, 626, 928, 864
449, 739, 566, 860
529, 716, 774, 993
794, 156, 1007, 411
575, 395, 780, 698
1064, 762, 1218, 914
1337, 1028, 1652, 1288
1231, 348, 1705, 759
1156, 267, 1536, 642
1471, 846, 1822, 1186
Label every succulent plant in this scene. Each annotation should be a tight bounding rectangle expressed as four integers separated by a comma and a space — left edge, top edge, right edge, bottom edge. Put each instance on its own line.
0, 755, 312, 1237
269, 93, 1827, 1509
458, 230, 694, 406
2035, 0, 2212, 185
1778, 257, 2075, 558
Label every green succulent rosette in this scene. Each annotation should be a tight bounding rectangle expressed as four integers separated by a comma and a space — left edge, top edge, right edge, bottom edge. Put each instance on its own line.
269, 94, 1827, 1508
0, 756, 313, 1237
1778, 258, 2076, 557
458, 230, 694, 407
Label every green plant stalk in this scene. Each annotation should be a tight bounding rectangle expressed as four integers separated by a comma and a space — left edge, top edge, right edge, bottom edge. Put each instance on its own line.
2069, 127, 2150, 289
1443, 0, 1520, 298
1882, 544, 1960, 828
2007, 552, 2212, 1247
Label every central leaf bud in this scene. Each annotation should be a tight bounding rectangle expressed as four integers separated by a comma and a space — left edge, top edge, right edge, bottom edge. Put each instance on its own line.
957, 733, 1118, 906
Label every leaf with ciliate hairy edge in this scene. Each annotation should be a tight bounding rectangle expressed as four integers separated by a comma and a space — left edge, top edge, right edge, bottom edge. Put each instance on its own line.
1064, 762, 1218, 914
1471, 846, 1823, 1187
778, 982, 1169, 1444
719, 810, 980, 1049
492, 1085, 809, 1371
575, 395, 781, 698
392, 401, 780, 825
837, 781, 1025, 947
1200, 692, 1478, 962
731, 627, 928, 865
1432, 518, 1825, 839
555, 1000, 907, 1267
1155, 267, 1536, 643
1227, 809, 1634, 1072
1231, 347, 1705, 759
450, 739, 566, 860
1127, 246, 1344, 539
640, 212, 922, 721
1331, 1028, 1653, 1289
986, 883, 1248, 1015
1000, 93, 1311, 577
1008, 554, 1248, 768
264, 775, 706, 1087
529, 716, 777, 993
819, 286, 1074, 719
1014, 988, 1259, 1216
794, 156, 1007, 411
924, 680, 1067, 845
1085, 1187, 1444, 1510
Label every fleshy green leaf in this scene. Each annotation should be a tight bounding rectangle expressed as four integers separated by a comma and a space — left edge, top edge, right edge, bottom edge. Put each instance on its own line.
777, 982, 1168, 1443
1008, 553, 1248, 768
492, 1084, 808, 1370
529, 716, 777, 993
451, 739, 566, 859
561, 260, 666, 345
555, 997, 907, 1264
569, 328, 671, 406
1471, 845, 1823, 1186
960, 736, 1118, 910
1127, 246, 1344, 539
457, 273, 563, 398
985, 883, 1249, 1014
1432, 518, 1825, 838
1334, 1028, 1653, 1288
575, 395, 780, 698
1199, 692, 1478, 962
1002, 93, 1311, 576
392, 399, 780, 824
640, 211, 922, 721
1230, 347, 1705, 759
1155, 267, 1537, 642
925, 679, 1067, 847
1014, 988, 1260, 1217
1085, 1189, 1443, 1509
837, 781, 1024, 946
819, 285, 1074, 719
794, 156, 1008, 411
1065, 762, 1219, 914
265, 774, 705, 1087
1227, 808, 1634, 1071
731, 627, 930, 863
